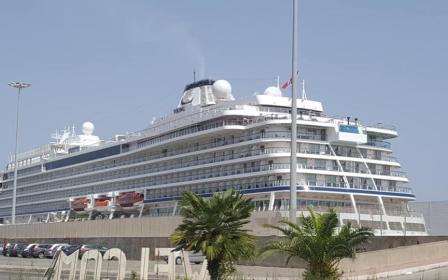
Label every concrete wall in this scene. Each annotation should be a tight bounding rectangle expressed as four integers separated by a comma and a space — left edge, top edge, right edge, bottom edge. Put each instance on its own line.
2, 213, 448, 265
0, 212, 283, 239
0, 216, 182, 239
339, 240, 448, 276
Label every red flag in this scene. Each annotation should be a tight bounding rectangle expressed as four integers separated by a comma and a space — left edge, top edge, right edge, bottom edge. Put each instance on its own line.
281, 78, 292, 89
281, 71, 299, 90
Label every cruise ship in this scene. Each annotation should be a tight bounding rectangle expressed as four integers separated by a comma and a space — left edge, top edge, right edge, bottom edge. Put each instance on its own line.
0, 79, 427, 235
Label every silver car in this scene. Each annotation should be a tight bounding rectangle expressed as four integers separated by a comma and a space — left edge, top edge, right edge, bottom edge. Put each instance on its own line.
44, 243, 70, 258
168, 251, 206, 265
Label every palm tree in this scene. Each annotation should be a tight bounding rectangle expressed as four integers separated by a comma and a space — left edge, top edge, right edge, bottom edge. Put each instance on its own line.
262, 208, 373, 280
170, 190, 256, 280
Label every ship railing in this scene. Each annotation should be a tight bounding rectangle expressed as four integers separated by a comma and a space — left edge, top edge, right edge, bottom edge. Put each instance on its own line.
124, 107, 351, 152
145, 178, 410, 203
368, 123, 397, 131
299, 148, 332, 155
342, 168, 407, 178
258, 205, 356, 214
389, 170, 407, 177
134, 130, 322, 159
253, 204, 419, 219
104, 122, 391, 170
7, 140, 111, 171
333, 150, 361, 159
26, 163, 409, 196
377, 186, 412, 193
364, 140, 392, 149
298, 164, 339, 172
131, 104, 329, 141
300, 164, 408, 180
345, 184, 412, 194
4, 145, 408, 195
3, 131, 312, 183
131, 104, 252, 137
14, 144, 52, 161
9, 103, 398, 168
321, 116, 397, 132
331, 149, 398, 163
322, 115, 348, 125
384, 207, 423, 218
12, 160, 414, 196
133, 121, 393, 162
84, 137, 398, 178
6, 144, 52, 170
381, 155, 398, 162
369, 170, 407, 177
356, 205, 383, 215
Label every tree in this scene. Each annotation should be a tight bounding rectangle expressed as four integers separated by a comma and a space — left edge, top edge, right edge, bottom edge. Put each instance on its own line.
170, 190, 256, 280
262, 208, 373, 280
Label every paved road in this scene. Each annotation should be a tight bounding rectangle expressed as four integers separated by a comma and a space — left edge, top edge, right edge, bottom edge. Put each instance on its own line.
0, 255, 303, 279
0, 271, 43, 280
378, 266, 448, 280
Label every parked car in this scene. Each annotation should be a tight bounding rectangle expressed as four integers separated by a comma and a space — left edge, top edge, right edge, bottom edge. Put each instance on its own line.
32, 244, 52, 258
21, 243, 38, 258
44, 243, 70, 258
164, 250, 206, 265
0, 243, 4, 255
60, 245, 81, 256
2, 243, 9, 256
11, 244, 27, 257
78, 244, 109, 259
4, 243, 16, 257
188, 251, 206, 264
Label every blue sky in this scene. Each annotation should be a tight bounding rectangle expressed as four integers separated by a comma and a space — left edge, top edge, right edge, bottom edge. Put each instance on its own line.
0, 1, 447, 201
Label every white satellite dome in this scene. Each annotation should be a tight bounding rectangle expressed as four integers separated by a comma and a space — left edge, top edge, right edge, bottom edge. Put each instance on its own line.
82, 121, 95, 136
213, 80, 232, 98
264, 86, 282, 97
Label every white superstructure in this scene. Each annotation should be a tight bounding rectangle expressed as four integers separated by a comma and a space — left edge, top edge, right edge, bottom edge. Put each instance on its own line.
0, 79, 426, 235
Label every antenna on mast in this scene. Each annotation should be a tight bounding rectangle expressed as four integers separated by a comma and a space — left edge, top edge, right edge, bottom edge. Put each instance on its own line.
193, 69, 196, 82
301, 80, 307, 100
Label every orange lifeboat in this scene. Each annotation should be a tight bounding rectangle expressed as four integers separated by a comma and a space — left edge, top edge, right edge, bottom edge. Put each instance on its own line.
71, 197, 90, 211
95, 200, 109, 207
117, 192, 144, 207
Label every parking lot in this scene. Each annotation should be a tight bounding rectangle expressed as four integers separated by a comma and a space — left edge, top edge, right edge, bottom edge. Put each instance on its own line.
0, 253, 304, 279
0, 245, 447, 280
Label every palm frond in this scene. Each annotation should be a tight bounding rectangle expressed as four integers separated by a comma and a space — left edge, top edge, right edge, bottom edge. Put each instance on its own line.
262, 208, 373, 279
170, 190, 256, 266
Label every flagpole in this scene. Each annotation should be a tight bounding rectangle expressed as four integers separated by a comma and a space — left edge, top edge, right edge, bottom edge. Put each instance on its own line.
289, 0, 299, 224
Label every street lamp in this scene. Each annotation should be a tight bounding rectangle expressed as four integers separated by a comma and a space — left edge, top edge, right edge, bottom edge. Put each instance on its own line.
289, 0, 299, 223
8, 81, 31, 224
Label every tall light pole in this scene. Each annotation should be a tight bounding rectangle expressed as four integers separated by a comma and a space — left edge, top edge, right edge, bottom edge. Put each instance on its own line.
289, 0, 299, 223
8, 81, 31, 224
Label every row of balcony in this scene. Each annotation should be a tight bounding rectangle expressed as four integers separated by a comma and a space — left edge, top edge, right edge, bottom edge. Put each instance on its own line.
8, 152, 408, 200
145, 176, 412, 203
253, 200, 419, 218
